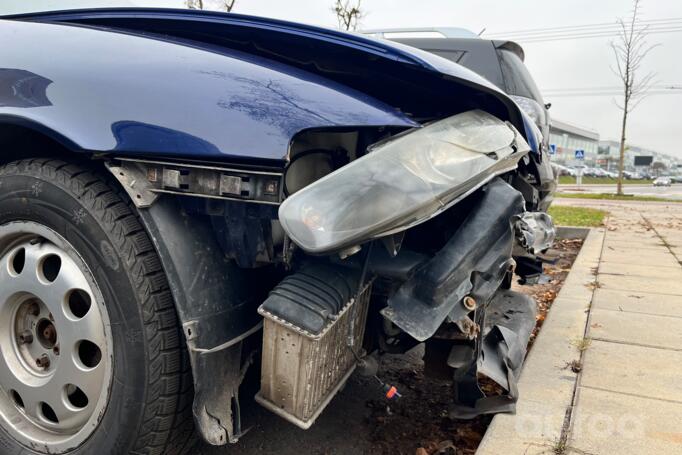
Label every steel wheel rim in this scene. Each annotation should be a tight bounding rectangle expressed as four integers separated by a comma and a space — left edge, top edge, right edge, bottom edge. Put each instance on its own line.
0, 221, 113, 453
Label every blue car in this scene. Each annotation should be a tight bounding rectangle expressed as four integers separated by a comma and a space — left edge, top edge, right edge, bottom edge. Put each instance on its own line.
0, 7, 555, 454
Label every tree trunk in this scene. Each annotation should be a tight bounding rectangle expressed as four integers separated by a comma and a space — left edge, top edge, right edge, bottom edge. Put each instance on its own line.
617, 108, 628, 195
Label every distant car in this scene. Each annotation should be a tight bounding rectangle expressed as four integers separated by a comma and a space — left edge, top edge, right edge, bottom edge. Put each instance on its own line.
579, 167, 598, 177
592, 168, 608, 178
653, 177, 672, 187
571, 165, 589, 176
551, 163, 575, 177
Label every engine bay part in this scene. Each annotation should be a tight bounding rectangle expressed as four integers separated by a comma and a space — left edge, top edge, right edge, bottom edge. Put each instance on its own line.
382, 177, 526, 342
514, 211, 556, 254
109, 158, 283, 207
258, 264, 360, 335
278, 110, 530, 254
256, 265, 371, 429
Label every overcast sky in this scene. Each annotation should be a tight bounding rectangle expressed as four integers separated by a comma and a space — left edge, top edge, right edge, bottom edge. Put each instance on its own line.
5, 0, 682, 157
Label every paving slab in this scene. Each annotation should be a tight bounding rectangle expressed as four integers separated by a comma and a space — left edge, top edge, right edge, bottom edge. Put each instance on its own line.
599, 247, 680, 268
603, 232, 658, 241
597, 262, 682, 279
597, 273, 682, 295
592, 288, 682, 318
580, 340, 682, 403
602, 239, 667, 250
655, 231, 682, 246
589, 308, 682, 350
569, 387, 682, 455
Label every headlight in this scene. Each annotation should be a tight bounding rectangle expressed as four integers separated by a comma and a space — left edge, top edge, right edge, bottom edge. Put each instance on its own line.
510, 95, 546, 127
278, 110, 530, 253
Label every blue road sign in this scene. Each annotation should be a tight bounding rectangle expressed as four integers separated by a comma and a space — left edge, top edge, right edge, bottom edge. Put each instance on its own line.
575, 149, 585, 160
549, 144, 557, 155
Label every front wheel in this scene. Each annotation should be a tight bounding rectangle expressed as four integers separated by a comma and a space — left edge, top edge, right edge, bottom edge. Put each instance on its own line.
0, 159, 195, 454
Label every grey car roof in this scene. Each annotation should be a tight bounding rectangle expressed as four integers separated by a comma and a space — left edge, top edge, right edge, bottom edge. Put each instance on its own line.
360, 27, 479, 39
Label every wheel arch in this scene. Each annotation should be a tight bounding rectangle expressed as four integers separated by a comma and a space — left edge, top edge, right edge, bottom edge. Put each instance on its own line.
0, 115, 86, 165
132, 194, 261, 445
0, 122, 264, 445
0, 158, 197, 453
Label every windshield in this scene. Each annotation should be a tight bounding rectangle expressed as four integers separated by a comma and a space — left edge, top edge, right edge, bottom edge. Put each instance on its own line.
1, 1, 195, 16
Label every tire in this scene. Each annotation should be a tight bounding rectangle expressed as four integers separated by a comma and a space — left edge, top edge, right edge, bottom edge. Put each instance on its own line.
0, 159, 196, 454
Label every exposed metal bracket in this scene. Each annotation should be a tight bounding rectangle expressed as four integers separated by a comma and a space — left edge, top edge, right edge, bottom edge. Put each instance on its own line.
108, 157, 283, 206
105, 161, 159, 208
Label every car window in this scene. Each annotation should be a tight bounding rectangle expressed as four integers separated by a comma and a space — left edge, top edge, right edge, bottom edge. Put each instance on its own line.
496, 48, 543, 103
400, 40, 505, 89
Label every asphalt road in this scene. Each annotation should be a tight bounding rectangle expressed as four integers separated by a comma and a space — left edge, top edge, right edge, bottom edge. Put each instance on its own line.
197, 349, 424, 455
559, 183, 682, 200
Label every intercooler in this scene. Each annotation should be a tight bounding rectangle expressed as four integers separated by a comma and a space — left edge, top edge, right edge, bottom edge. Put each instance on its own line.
255, 264, 371, 429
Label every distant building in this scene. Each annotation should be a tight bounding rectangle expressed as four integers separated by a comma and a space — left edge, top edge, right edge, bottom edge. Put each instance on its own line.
548, 119, 600, 166
549, 119, 681, 173
599, 140, 682, 173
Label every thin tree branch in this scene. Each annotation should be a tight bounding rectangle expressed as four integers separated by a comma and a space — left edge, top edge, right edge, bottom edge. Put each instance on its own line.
186, 0, 235, 12
332, 0, 364, 31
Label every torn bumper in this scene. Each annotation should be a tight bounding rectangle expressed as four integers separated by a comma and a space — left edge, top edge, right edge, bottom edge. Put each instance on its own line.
378, 177, 549, 418
449, 289, 537, 418
381, 178, 526, 342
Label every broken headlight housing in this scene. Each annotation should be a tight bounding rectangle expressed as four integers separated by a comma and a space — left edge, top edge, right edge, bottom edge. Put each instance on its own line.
278, 110, 530, 253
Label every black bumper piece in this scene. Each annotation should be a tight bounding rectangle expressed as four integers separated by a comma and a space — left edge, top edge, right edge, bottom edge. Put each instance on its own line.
381, 178, 526, 342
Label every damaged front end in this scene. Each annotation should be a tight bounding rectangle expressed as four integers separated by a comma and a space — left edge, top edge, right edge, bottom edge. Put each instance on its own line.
4, 7, 557, 447
260, 109, 555, 426
108, 108, 555, 440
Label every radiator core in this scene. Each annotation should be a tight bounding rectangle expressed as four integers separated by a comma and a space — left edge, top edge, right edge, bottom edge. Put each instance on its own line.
255, 283, 371, 429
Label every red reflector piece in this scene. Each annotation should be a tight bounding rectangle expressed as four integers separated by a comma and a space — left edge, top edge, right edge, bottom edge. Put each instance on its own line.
385, 386, 398, 400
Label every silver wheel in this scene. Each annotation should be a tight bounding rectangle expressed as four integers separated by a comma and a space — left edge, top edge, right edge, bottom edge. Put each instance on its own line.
0, 221, 113, 453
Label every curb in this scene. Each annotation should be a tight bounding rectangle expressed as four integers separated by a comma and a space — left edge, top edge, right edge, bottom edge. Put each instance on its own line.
556, 226, 590, 240
476, 227, 605, 454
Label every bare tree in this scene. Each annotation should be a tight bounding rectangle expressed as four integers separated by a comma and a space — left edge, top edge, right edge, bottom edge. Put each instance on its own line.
186, 0, 237, 12
333, 0, 364, 31
611, 0, 658, 194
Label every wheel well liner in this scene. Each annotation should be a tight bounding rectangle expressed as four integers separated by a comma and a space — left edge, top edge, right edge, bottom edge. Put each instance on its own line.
0, 116, 82, 164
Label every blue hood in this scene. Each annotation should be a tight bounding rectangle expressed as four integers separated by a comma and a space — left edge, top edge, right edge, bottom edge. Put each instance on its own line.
1, 8, 536, 163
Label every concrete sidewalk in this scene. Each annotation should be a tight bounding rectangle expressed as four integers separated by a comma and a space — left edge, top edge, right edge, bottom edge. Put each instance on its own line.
479, 199, 682, 454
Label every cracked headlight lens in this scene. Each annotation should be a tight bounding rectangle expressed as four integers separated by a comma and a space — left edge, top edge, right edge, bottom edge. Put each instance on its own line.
278, 110, 530, 253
